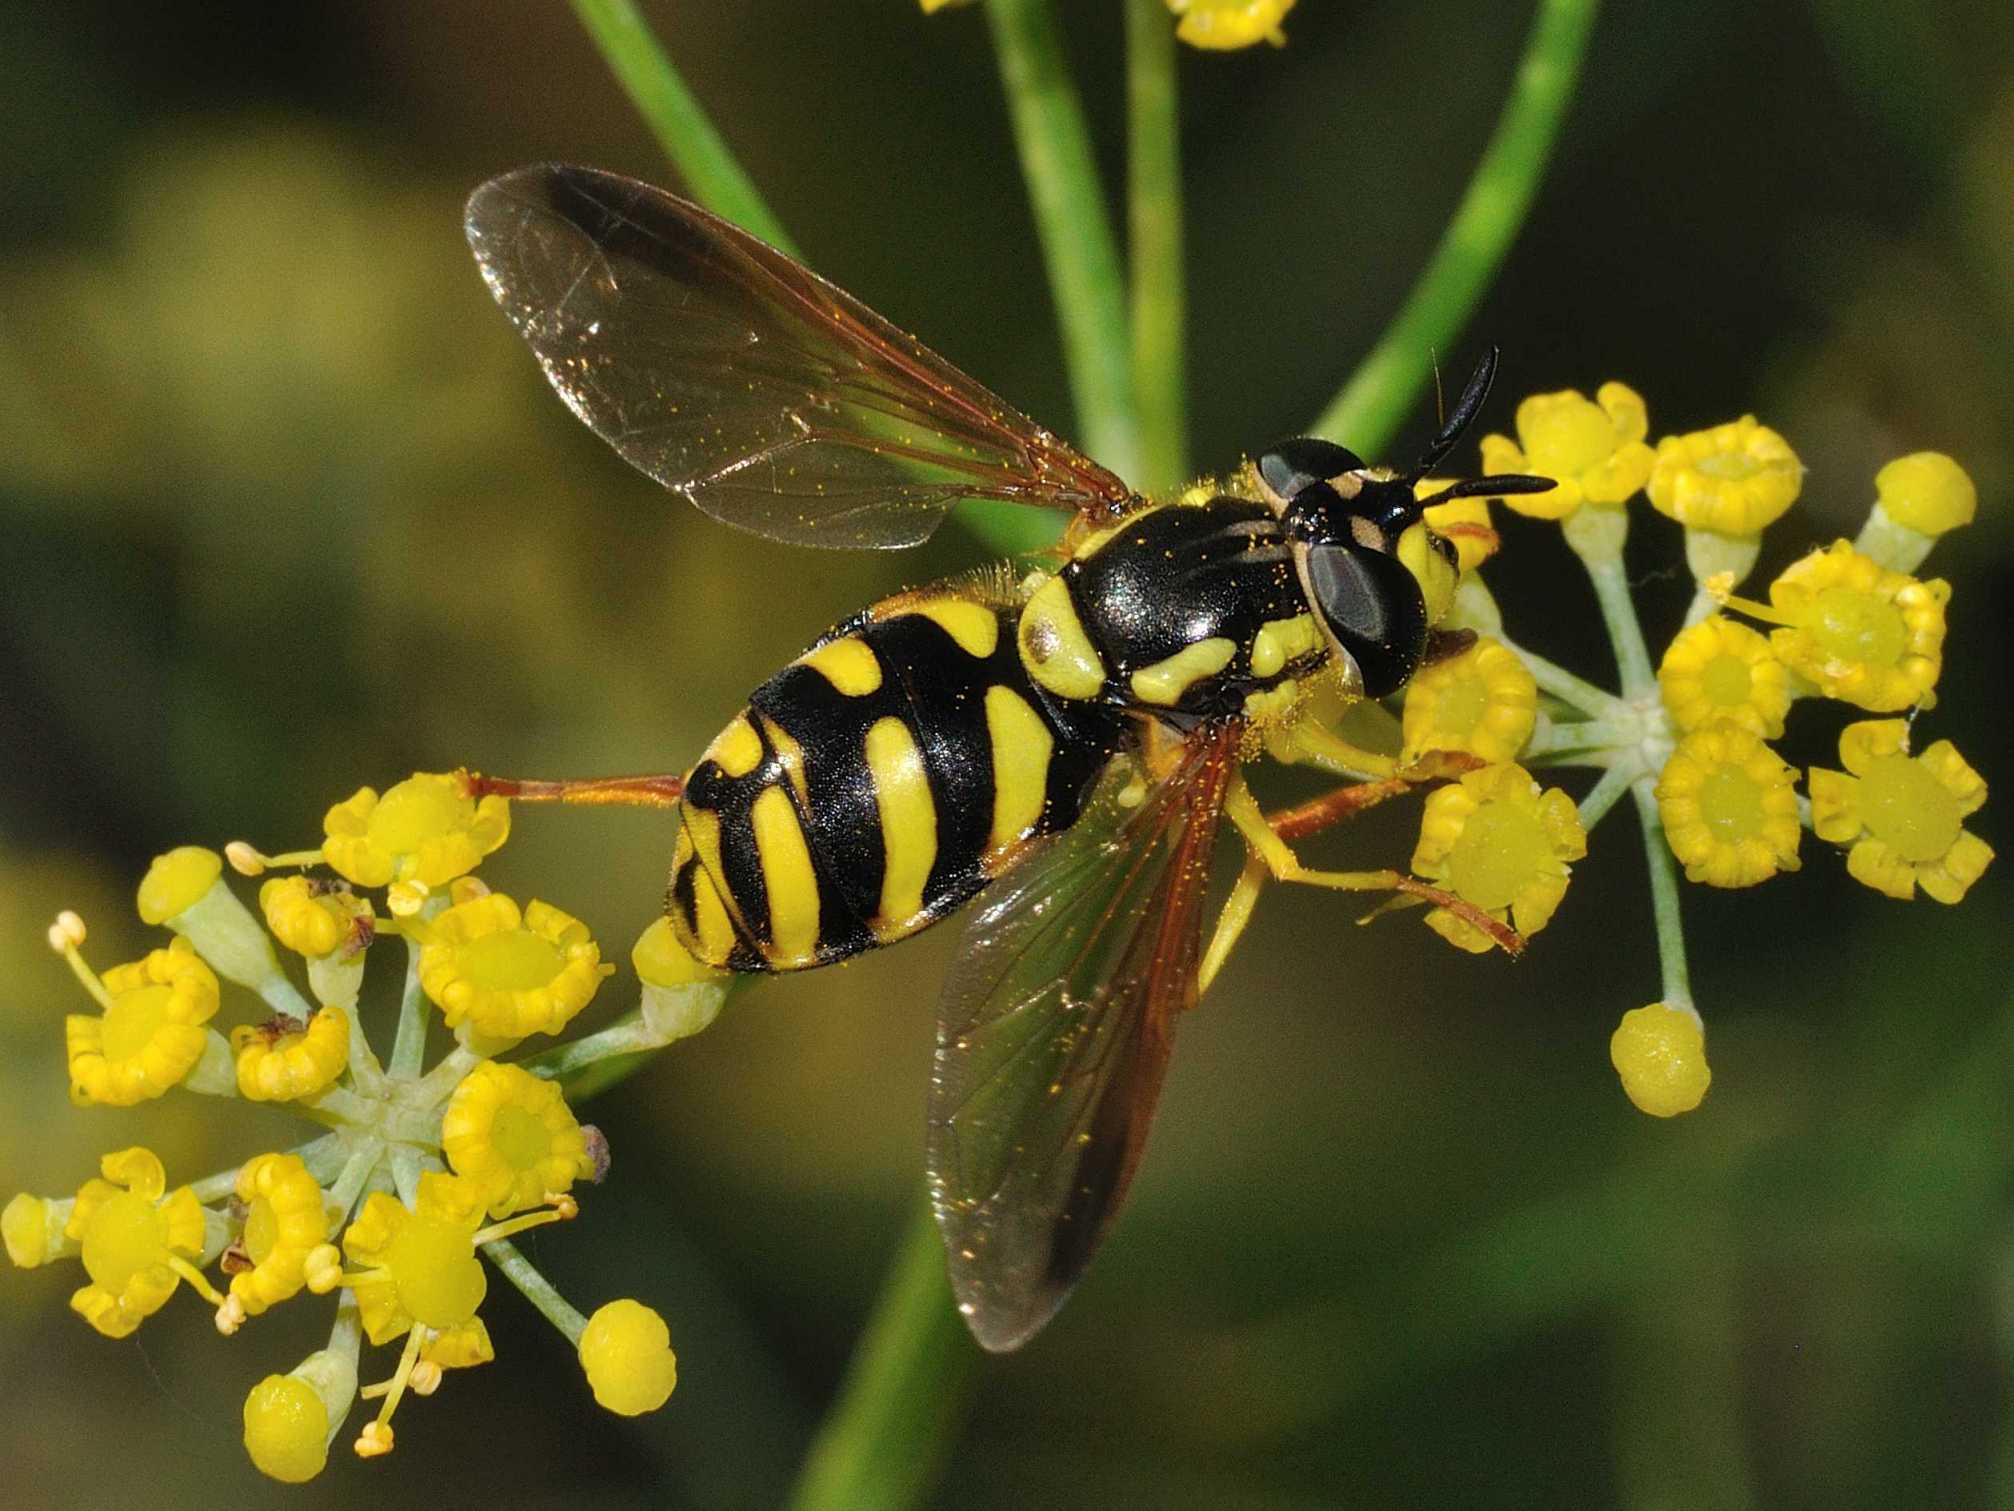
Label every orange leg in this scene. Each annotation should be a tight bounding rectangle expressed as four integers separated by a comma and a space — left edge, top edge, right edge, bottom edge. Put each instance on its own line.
1263, 748, 1484, 843
459, 769, 685, 810
1223, 774, 1524, 959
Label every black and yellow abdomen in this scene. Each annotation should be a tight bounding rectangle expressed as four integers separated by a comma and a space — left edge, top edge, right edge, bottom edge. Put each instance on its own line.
670, 593, 1127, 971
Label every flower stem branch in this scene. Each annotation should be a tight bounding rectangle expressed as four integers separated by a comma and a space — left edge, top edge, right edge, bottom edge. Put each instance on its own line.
785, 1194, 979, 1511
1498, 637, 1630, 719
1575, 759, 1640, 831
387, 934, 429, 1079
484, 1235, 589, 1344
567, 0, 796, 254
1630, 777, 1695, 1011
986, 0, 1142, 485
1577, 545, 1659, 700
1308, 0, 1599, 453
1126, 0, 1187, 491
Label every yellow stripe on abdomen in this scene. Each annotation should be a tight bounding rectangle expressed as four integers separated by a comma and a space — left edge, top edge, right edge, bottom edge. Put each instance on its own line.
672, 818, 744, 966
700, 714, 765, 778
984, 685, 1053, 856
750, 785, 821, 965
798, 635, 883, 696
864, 715, 937, 938
903, 599, 999, 659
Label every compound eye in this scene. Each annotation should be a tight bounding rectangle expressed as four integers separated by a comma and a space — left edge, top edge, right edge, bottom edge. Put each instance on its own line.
1304, 543, 1429, 698
1257, 437, 1365, 506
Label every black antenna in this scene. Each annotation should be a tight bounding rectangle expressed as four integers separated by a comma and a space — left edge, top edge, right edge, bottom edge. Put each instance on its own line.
1402, 345, 1557, 511
1409, 347, 1501, 484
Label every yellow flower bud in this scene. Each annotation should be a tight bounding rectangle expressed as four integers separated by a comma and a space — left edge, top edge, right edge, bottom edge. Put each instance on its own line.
1165, 0, 1296, 50
243, 1374, 330, 1483
136, 846, 223, 925
579, 1298, 678, 1415
1610, 1003, 1711, 1116
4, 1192, 65, 1268
1874, 452, 1975, 536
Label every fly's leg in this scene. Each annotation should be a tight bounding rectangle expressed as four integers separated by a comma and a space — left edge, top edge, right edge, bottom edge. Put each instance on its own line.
1197, 756, 1515, 994
1222, 774, 1523, 956
1199, 853, 1267, 996
1261, 714, 1399, 780
460, 770, 686, 809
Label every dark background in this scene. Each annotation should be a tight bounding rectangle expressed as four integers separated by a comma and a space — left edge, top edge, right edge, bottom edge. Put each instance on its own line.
2, 2, 2009, 1507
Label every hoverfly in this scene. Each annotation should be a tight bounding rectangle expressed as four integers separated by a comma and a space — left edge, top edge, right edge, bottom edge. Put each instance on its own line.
462, 165, 1553, 1351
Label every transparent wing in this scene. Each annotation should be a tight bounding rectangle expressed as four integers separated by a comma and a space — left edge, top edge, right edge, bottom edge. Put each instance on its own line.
929, 722, 1242, 1352
465, 164, 1135, 549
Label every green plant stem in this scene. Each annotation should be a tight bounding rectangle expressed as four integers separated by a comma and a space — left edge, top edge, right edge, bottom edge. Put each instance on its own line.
569, 0, 1076, 565
1630, 777, 1694, 1009
786, 1195, 980, 1511
485, 1235, 590, 1343
1524, 714, 1640, 759
1498, 634, 1630, 719
1574, 759, 1641, 830
986, 0, 1142, 484
387, 934, 429, 1078
1578, 547, 1659, 699
1126, 0, 1187, 490
1308, 0, 1599, 452
568, 0, 796, 254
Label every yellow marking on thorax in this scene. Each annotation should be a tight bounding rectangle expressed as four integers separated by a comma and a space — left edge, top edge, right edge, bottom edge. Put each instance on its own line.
1248, 613, 1326, 680
703, 715, 765, 779
983, 685, 1054, 854
899, 599, 999, 659
750, 786, 821, 964
863, 716, 937, 937
757, 715, 811, 807
799, 635, 882, 696
1018, 575, 1107, 700
1067, 517, 1132, 561
1130, 637, 1237, 706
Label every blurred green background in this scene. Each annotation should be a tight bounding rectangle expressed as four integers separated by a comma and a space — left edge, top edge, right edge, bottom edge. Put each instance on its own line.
2, 2, 2010, 1507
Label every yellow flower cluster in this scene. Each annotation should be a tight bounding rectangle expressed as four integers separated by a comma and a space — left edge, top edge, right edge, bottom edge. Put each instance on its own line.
7, 771, 712, 1481
1470, 380, 1990, 1114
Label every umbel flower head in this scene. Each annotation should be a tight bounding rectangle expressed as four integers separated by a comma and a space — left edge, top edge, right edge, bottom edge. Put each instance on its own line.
8, 768, 714, 1480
